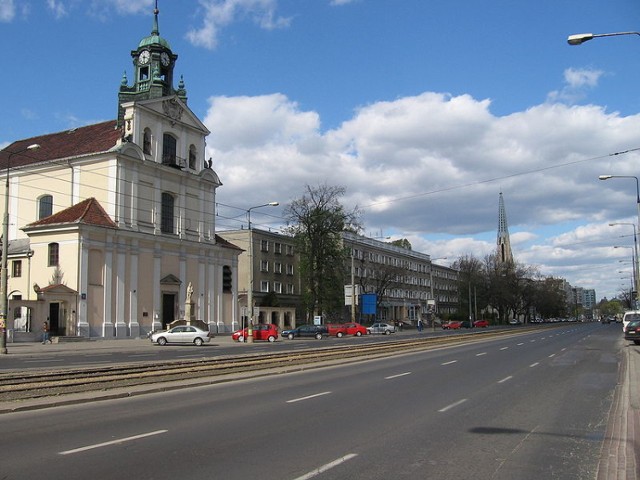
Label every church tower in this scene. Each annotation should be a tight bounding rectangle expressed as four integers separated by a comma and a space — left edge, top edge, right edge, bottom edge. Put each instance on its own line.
497, 192, 514, 265
117, 1, 187, 127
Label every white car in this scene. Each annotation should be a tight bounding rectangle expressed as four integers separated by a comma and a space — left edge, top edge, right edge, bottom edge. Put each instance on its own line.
622, 311, 640, 331
150, 326, 212, 346
367, 322, 396, 335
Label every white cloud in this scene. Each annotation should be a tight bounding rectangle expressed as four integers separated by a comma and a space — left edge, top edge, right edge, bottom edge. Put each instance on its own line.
0, 0, 15, 22
547, 67, 604, 104
47, 0, 67, 19
204, 89, 640, 298
186, 0, 290, 50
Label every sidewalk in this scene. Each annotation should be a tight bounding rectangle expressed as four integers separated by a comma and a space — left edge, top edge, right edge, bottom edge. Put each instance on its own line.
2, 334, 237, 355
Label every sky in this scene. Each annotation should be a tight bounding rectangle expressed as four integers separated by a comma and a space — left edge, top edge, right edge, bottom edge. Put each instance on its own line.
2, 0, 640, 302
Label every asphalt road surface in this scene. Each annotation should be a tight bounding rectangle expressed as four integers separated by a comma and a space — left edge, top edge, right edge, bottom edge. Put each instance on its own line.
0, 323, 621, 479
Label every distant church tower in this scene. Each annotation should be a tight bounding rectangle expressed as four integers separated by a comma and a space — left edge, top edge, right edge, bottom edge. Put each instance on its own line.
497, 192, 514, 264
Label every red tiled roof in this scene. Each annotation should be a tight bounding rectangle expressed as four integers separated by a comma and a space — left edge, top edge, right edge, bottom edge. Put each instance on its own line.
0, 120, 122, 169
214, 234, 243, 251
25, 198, 117, 229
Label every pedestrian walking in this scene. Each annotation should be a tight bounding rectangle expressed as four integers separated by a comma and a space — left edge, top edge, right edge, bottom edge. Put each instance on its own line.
42, 321, 51, 344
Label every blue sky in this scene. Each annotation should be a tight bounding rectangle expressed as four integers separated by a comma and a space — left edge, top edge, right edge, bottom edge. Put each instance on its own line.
2, 0, 640, 301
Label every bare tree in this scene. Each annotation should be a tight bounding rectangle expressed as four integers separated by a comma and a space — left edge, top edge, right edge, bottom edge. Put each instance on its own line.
284, 184, 361, 322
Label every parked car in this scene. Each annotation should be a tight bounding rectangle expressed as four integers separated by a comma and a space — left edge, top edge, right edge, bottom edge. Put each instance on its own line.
326, 324, 348, 337
367, 322, 396, 335
282, 325, 328, 340
622, 311, 640, 330
341, 322, 369, 336
473, 319, 489, 328
150, 325, 213, 346
624, 319, 640, 345
442, 321, 462, 330
232, 323, 279, 342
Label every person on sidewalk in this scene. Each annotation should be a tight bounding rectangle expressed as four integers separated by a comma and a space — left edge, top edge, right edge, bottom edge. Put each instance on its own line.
42, 321, 51, 344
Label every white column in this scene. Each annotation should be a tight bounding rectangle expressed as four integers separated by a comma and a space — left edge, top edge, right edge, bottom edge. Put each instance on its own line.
77, 237, 90, 337
129, 240, 139, 337
115, 245, 127, 337
103, 240, 114, 337
153, 248, 162, 331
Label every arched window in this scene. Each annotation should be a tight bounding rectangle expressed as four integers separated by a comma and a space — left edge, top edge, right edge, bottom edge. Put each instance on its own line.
162, 133, 177, 166
161, 192, 175, 234
143, 128, 152, 155
38, 195, 53, 220
189, 144, 197, 170
48, 243, 59, 267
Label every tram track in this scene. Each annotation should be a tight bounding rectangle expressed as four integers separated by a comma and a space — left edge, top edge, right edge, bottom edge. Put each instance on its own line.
0, 327, 545, 402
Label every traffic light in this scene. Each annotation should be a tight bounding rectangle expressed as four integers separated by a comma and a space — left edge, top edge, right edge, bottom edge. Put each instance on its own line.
223, 266, 232, 292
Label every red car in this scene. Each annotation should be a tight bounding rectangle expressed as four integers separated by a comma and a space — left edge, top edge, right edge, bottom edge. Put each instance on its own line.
473, 319, 489, 328
327, 324, 348, 337
232, 323, 279, 342
442, 321, 462, 330
341, 322, 369, 336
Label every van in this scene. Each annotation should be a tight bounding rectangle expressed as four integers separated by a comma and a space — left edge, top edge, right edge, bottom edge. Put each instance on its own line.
622, 311, 640, 330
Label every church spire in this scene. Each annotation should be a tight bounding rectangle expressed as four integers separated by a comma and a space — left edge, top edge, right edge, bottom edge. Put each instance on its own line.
497, 192, 514, 264
152, 0, 160, 36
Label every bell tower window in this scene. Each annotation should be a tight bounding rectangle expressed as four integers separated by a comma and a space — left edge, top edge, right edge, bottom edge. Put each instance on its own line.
162, 133, 177, 167
161, 192, 175, 234
143, 128, 152, 155
189, 145, 196, 170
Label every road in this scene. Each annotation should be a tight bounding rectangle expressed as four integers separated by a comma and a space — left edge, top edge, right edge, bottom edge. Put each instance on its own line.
0, 323, 623, 479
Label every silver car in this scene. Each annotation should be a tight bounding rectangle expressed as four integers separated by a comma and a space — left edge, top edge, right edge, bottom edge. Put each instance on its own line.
150, 326, 212, 346
367, 322, 396, 335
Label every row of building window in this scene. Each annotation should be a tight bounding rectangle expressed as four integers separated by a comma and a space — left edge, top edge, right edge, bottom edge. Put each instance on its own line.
260, 281, 295, 294
260, 240, 294, 255
259, 261, 294, 274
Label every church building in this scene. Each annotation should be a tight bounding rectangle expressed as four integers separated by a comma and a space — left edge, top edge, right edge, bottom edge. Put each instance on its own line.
0, 6, 241, 341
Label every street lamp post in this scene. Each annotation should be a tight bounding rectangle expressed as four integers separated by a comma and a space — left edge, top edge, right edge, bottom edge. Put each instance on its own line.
568, 31, 640, 45
429, 257, 447, 330
245, 202, 278, 344
601, 174, 640, 306
610, 222, 639, 303
0, 143, 40, 354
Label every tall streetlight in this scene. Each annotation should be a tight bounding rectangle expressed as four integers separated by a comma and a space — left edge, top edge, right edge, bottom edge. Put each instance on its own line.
610, 222, 640, 303
601, 174, 640, 306
245, 201, 279, 344
615, 245, 636, 305
567, 31, 640, 45
429, 257, 447, 330
0, 143, 40, 354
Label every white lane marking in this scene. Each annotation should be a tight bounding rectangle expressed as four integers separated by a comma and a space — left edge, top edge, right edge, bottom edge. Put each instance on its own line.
438, 398, 468, 413
476, 352, 487, 356
498, 376, 513, 384
517, 343, 524, 346
441, 360, 457, 366
530, 362, 539, 367
286, 391, 332, 403
500, 347, 509, 351
59, 430, 168, 455
293, 454, 358, 480
548, 353, 556, 358
385, 372, 412, 380
24, 359, 64, 363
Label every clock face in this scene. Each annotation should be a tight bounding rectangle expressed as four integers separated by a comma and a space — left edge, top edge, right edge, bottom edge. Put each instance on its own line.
139, 50, 150, 65
161, 52, 171, 66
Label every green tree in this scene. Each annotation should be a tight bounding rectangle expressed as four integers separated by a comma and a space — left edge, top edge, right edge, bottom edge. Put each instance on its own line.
390, 238, 412, 250
284, 184, 361, 322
